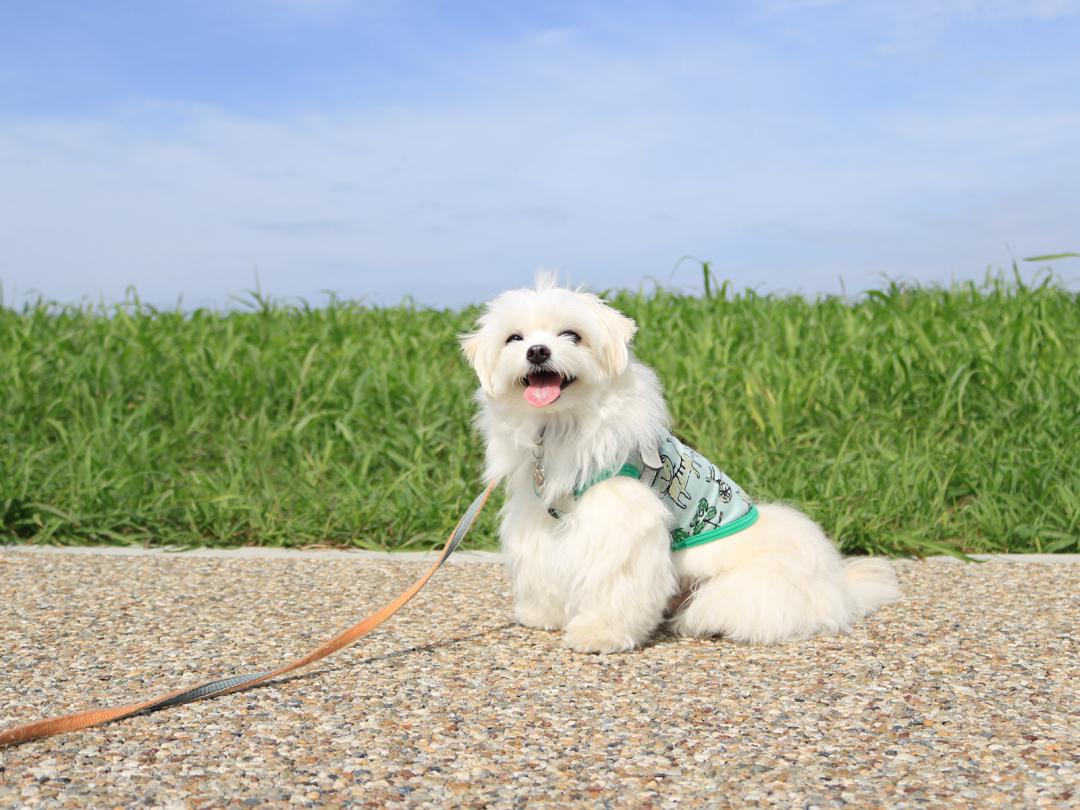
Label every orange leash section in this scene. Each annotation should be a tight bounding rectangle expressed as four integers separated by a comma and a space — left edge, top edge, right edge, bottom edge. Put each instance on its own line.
0, 481, 497, 748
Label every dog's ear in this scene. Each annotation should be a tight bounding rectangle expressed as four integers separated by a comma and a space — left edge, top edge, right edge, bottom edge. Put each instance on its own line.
594, 299, 637, 378
459, 330, 496, 396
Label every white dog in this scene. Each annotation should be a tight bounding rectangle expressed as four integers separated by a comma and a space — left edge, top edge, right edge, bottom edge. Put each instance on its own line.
461, 276, 899, 653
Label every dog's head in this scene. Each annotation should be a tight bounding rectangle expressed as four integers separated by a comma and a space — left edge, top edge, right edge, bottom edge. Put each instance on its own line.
460, 275, 637, 410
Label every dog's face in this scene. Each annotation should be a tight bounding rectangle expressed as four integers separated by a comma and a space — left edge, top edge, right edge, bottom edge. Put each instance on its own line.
460, 285, 636, 411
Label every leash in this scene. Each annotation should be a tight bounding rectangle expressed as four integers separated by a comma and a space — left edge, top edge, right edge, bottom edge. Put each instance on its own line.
0, 481, 498, 748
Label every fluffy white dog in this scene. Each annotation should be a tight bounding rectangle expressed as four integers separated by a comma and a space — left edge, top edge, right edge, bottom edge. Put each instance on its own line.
461, 276, 899, 654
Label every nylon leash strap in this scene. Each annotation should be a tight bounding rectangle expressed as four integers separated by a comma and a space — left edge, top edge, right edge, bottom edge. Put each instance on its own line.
0, 481, 498, 748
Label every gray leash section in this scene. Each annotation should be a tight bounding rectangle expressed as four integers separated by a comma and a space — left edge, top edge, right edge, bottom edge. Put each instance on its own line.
146, 674, 273, 713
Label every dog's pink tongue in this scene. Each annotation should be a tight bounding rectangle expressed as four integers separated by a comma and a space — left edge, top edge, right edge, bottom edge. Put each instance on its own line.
524, 372, 562, 407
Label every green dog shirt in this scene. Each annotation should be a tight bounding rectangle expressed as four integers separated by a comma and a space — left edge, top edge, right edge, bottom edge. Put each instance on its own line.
546, 431, 759, 550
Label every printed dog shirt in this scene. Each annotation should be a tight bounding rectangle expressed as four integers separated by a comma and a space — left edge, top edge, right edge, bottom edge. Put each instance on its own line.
547, 431, 758, 550
635, 432, 758, 550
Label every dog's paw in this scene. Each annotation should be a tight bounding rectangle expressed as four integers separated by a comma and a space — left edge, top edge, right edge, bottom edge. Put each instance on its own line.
514, 601, 564, 631
562, 616, 639, 654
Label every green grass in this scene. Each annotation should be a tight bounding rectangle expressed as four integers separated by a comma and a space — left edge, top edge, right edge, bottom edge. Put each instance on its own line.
2, 272, 1077, 556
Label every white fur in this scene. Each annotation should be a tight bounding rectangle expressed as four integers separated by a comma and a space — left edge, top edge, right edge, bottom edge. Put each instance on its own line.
461, 277, 900, 653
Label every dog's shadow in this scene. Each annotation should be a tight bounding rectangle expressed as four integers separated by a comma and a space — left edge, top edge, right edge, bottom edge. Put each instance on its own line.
146, 621, 704, 722
165, 621, 519, 705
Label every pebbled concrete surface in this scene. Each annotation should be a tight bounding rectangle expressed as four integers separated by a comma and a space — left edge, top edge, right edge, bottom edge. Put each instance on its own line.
1, 549, 1076, 808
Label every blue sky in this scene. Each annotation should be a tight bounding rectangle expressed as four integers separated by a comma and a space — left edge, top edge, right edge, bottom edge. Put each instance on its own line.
1, 0, 1078, 307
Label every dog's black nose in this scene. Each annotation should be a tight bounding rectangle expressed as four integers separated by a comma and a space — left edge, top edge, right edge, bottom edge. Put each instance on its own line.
526, 344, 551, 365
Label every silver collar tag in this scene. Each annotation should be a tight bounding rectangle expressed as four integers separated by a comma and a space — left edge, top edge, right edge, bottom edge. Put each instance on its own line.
531, 427, 546, 492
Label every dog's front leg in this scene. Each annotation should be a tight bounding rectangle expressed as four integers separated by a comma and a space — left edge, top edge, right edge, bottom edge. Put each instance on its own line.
560, 478, 677, 653
500, 492, 569, 631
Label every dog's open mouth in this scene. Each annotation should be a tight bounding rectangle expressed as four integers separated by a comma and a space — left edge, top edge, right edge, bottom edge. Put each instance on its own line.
521, 371, 574, 408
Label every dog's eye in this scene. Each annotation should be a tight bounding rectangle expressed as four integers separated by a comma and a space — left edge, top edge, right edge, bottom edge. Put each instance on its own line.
559, 330, 582, 344
505, 333, 523, 344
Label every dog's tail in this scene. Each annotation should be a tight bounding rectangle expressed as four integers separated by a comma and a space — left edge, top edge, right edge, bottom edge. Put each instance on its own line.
843, 557, 901, 617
